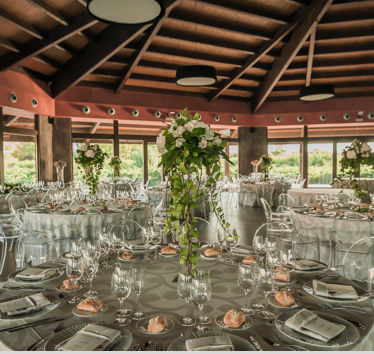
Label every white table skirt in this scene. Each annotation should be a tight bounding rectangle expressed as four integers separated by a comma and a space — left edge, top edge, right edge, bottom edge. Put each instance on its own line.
288, 188, 354, 207
239, 182, 284, 207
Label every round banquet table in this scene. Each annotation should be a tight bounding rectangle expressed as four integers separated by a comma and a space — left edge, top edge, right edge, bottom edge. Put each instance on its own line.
333, 178, 374, 194
0, 255, 372, 351
23, 203, 154, 252
99, 182, 133, 197
288, 188, 354, 207
239, 182, 285, 208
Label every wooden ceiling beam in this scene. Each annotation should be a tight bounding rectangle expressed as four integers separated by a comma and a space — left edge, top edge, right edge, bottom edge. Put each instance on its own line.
0, 37, 19, 52
208, 4, 312, 101
0, 9, 43, 39
3, 116, 20, 127
0, 12, 96, 72
251, 0, 333, 113
305, 24, 316, 87
25, 0, 68, 26
76, 0, 87, 6
89, 122, 100, 134
115, 0, 182, 93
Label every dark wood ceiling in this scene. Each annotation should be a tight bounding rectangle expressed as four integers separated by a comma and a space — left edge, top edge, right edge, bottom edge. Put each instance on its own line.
1, 0, 374, 112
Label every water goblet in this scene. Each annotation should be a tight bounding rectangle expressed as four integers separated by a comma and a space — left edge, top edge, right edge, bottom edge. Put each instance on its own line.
131, 264, 145, 320
112, 267, 132, 326
216, 229, 225, 263
83, 252, 100, 298
177, 273, 196, 326
225, 235, 239, 264
237, 263, 256, 315
65, 257, 84, 303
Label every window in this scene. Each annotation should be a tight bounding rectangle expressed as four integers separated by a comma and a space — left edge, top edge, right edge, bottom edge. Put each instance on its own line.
147, 143, 162, 186
268, 144, 301, 177
360, 142, 374, 178
4, 141, 36, 183
119, 141, 144, 182
308, 143, 333, 186
72, 141, 113, 181
228, 143, 238, 178
337, 142, 351, 177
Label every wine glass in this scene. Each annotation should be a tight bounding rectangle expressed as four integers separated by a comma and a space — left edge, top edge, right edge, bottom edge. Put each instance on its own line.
83, 251, 100, 298
131, 264, 145, 320
65, 257, 84, 303
150, 230, 162, 260
143, 220, 154, 261
177, 273, 196, 326
98, 230, 111, 268
216, 229, 225, 263
112, 266, 132, 326
237, 263, 256, 315
278, 238, 295, 291
225, 234, 238, 264
111, 229, 126, 266
190, 271, 212, 330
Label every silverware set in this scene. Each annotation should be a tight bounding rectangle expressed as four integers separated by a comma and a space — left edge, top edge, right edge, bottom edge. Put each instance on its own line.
0, 317, 64, 333
27, 320, 65, 351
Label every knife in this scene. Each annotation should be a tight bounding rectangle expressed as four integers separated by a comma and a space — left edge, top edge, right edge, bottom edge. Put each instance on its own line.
248, 335, 263, 351
4, 317, 63, 332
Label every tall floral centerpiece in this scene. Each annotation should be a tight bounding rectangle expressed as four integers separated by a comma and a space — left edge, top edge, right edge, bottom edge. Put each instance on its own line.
109, 156, 121, 179
75, 143, 108, 196
157, 108, 237, 275
260, 154, 273, 182
338, 139, 374, 201
53, 160, 66, 184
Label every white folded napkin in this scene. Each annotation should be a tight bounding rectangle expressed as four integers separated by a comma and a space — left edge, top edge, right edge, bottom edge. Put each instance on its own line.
285, 309, 345, 342
0, 293, 50, 316
294, 259, 324, 271
56, 324, 121, 351
312, 279, 358, 300
15, 267, 59, 281
185, 335, 234, 351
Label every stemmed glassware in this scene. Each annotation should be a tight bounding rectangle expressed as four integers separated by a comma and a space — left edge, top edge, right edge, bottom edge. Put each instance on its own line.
143, 220, 153, 261
98, 230, 111, 268
150, 230, 162, 260
237, 263, 257, 315
216, 229, 225, 263
225, 234, 238, 264
82, 249, 100, 298
190, 271, 212, 330
65, 257, 84, 303
278, 238, 295, 291
131, 264, 145, 320
112, 266, 132, 326
177, 273, 196, 326
111, 230, 126, 266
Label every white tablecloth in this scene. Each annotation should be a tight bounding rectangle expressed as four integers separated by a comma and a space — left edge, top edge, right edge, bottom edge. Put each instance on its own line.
333, 178, 374, 193
99, 182, 132, 197
239, 182, 285, 207
288, 188, 354, 207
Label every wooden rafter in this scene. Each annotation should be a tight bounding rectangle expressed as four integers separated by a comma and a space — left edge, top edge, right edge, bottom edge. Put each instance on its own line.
0, 37, 19, 52
3, 116, 20, 127
89, 122, 100, 134
0, 9, 43, 39
115, 0, 182, 93
306, 24, 316, 87
0, 12, 96, 72
25, 0, 68, 26
51, 0, 179, 98
250, 0, 333, 113
208, 4, 313, 101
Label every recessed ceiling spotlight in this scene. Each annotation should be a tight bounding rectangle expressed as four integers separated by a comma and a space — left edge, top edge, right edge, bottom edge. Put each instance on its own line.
274, 116, 281, 123
231, 116, 237, 123
368, 112, 374, 120
297, 114, 304, 122
9, 92, 17, 103
343, 113, 351, 121
31, 98, 38, 108
107, 107, 115, 115
213, 114, 220, 122
81, 105, 90, 114
174, 112, 182, 119
131, 108, 139, 117
154, 110, 162, 118
320, 114, 327, 122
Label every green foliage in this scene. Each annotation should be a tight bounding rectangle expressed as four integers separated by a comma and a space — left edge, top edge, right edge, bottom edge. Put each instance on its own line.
158, 108, 237, 275
260, 154, 273, 182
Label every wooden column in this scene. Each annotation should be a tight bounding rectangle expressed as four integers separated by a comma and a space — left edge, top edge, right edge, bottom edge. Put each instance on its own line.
302, 125, 308, 188
52, 118, 73, 182
332, 141, 337, 181
0, 111, 4, 184
35, 115, 53, 181
238, 127, 267, 175
113, 120, 119, 157
143, 140, 148, 184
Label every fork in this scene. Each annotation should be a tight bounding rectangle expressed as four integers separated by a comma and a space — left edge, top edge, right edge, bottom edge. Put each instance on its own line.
27, 320, 65, 351
155, 343, 165, 351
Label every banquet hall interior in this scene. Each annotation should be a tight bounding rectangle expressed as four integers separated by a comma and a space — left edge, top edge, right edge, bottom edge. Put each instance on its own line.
0, 0, 374, 351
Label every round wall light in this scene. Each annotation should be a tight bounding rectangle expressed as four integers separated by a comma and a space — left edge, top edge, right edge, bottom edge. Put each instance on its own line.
213, 114, 220, 122
31, 98, 38, 108
297, 114, 304, 122
368, 112, 374, 120
274, 116, 282, 123
154, 110, 162, 118
9, 92, 17, 104
320, 114, 327, 122
343, 113, 351, 121
81, 105, 90, 114
174, 112, 182, 119
107, 107, 115, 115
231, 116, 237, 123
131, 108, 139, 117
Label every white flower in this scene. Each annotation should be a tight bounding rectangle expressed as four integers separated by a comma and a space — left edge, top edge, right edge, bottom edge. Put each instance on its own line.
6, 186, 10, 190
93, 144, 99, 151
199, 138, 208, 149
156, 134, 167, 154
185, 121, 195, 132
362, 142, 371, 152
172, 126, 185, 138
175, 137, 185, 147
85, 150, 95, 158
346, 150, 357, 159
80, 144, 87, 152
205, 128, 215, 141
213, 137, 222, 146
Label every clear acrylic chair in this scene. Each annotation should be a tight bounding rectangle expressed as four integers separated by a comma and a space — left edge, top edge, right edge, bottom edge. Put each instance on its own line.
342, 236, 374, 292
278, 193, 294, 208
260, 197, 281, 223
109, 217, 145, 242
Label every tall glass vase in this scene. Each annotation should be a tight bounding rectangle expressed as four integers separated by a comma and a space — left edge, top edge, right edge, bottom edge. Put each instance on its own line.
56, 166, 65, 186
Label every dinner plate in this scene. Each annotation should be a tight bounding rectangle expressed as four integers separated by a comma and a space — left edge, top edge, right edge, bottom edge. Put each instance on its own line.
8, 268, 65, 284
56, 283, 85, 293
303, 280, 369, 302
167, 330, 256, 351
275, 310, 360, 349
45, 321, 133, 351
136, 314, 174, 335
292, 259, 327, 273
267, 293, 299, 309
199, 253, 219, 260
0, 292, 60, 320
72, 303, 109, 317
159, 251, 179, 257
215, 313, 253, 330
